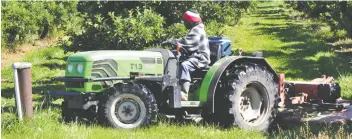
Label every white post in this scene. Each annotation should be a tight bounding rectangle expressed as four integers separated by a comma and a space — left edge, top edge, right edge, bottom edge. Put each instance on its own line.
13, 68, 23, 121
12, 62, 32, 120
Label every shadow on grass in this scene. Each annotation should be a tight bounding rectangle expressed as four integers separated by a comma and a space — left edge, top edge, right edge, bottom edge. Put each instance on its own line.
250, 5, 351, 80
261, 15, 290, 20
47, 55, 69, 61
254, 23, 314, 43
157, 112, 352, 138
266, 43, 347, 79
1, 79, 65, 118
256, 5, 279, 10
41, 63, 66, 70
1, 83, 65, 99
257, 9, 284, 15
270, 121, 352, 138
1, 54, 67, 99
1, 82, 65, 114
250, 13, 287, 19
270, 102, 352, 137
1, 103, 61, 114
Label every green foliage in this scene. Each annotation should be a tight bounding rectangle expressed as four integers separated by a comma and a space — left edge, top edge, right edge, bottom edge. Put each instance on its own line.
1, 1, 82, 50
314, 26, 334, 41
164, 23, 188, 40
286, 1, 352, 39
206, 21, 229, 37
76, 1, 253, 26
149, 1, 253, 26
66, 1, 254, 51
337, 73, 352, 99
65, 9, 165, 51
1, 1, 254, 51
2, 1, 38, 49
196, 1, 253, 26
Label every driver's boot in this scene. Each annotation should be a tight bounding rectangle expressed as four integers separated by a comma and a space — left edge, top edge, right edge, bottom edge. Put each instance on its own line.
180, 81, 190, 101
181, 91, 188, 101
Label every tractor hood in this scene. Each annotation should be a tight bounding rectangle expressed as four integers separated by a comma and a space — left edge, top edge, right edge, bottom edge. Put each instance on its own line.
67, 50, 163, 62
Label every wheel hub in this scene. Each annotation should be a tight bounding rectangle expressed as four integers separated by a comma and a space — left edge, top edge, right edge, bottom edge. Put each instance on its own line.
122, 105, 134, 117
116, 99, 140, 124
239, 85, 266, 124
240, 96, 251, 112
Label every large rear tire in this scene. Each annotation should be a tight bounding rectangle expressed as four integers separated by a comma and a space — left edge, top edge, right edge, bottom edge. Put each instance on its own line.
101, 82, 158, 129
226, 63, 278, 132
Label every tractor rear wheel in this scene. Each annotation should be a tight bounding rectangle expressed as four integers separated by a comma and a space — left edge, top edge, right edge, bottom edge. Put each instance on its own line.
101, 83, 158, 129
227, 63, 278, 132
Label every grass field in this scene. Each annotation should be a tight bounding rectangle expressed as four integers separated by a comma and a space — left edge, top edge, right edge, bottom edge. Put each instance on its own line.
228, 2, 351, 97
2, 2, 352, 139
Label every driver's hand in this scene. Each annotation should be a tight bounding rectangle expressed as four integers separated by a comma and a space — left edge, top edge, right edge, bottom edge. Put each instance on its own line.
161, 40, 177, 46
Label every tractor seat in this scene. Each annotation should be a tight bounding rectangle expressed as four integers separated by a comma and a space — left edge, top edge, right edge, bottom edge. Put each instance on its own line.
208, 37, 232, 66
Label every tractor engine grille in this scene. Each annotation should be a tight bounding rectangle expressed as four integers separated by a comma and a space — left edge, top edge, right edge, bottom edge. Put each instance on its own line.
65, 77, 84, 88
91, 59, 118, 87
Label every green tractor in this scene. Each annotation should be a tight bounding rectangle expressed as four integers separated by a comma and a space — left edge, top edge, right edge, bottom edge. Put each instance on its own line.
50, 37, 279, 132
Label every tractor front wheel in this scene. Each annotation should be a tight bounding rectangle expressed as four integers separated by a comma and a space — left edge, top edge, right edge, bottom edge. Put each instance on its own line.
101, 83, 158, 129
227, 63, 278, 132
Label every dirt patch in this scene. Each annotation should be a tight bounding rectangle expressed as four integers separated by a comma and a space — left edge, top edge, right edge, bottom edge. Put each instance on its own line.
1, 37, 59, 69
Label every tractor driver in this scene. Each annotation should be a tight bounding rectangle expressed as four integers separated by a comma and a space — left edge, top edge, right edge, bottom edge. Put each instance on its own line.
162, 9, 210, 101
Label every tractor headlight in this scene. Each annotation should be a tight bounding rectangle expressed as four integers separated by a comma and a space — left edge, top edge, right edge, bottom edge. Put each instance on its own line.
77, 63, 83, 73
67, 64, 73, 73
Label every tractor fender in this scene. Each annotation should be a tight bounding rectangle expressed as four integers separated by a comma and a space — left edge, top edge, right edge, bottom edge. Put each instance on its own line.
199, 56, 278, 113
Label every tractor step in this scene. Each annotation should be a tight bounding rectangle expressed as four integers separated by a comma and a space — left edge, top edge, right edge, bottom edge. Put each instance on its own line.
181, 101, 204, 107
163, 113, 203, 123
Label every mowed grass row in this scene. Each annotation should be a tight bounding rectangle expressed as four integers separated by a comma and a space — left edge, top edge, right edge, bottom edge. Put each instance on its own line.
228, 2, 352, 97
2, 109, 265, 139
2, 1, 352, 139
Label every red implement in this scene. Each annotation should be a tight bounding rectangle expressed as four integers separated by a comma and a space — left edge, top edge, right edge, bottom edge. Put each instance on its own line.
278, 74, 341, 106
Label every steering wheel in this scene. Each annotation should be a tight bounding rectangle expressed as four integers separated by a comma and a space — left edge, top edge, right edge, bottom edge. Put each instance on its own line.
176, 44, 190, 58
161, 41, 189, 58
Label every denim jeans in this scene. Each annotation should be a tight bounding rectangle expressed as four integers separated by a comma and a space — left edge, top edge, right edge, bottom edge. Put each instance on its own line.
179, 60, 198, 82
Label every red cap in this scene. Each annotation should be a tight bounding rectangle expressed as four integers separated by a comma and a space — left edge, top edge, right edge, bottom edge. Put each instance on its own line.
183, 11, 202, 23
